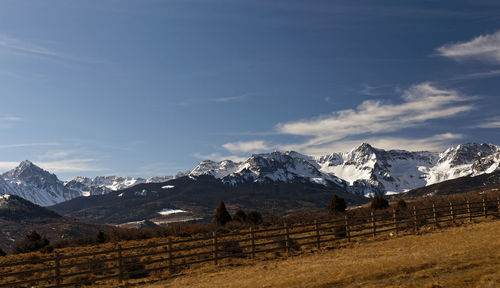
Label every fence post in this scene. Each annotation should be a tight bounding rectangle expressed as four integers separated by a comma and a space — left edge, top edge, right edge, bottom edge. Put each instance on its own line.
168, 238, 173, 272
483, 198, 487, 218
55, 251, 61, 287
250, 227, 256, 259
449, 202, 455, 223
432, 204, 438, 226
117, 244, 123, 283
212, 232, 218, 265
344, 215, 351, 242
392, 208, 398, 236
497, 197, 500, 214
467, 200, 472, 222
413, 206, 418, 231
314, 220, 320, 250
371, 211, 376, 237
284, 223, 290, 253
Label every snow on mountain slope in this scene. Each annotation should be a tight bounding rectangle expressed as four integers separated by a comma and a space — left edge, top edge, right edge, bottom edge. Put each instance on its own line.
191, 151, 344, 186
0, 161, 178, 206
64, 176, 147, 197
317, 143, 440, 195
471, 151, 500, 175
64, 174, 184, 197
426, 143, 499, 185
190, 143, 499, 196
1, 143, 498, 206
190, 160, 240, 179
1, 161, 80, 206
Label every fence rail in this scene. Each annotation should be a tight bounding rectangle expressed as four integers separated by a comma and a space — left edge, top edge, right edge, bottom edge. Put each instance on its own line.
1, 197, 500, 287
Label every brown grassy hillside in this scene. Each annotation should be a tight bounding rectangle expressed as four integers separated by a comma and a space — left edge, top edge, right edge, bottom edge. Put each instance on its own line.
146, 220, 500, 288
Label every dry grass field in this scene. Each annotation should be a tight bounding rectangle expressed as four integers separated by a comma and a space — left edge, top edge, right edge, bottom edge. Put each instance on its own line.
146, 220, 500, 288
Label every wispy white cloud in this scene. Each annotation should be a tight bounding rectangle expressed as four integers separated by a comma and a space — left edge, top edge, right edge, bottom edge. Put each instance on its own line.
193, 152, 247, 163
0, 142, 59, 149
33, 149, 108, 173
451, 69, 500, 81
34, 159, 109, 173
213, 94, 248, 103
470, 117, 500, 129
0, 158, 108, 174
436, 30, 500, 64
222, 140, 270, 154
0, 116, 22, 129
0, 34, 58, 57
0, 161, 22, 171
209, 83, 476, 158
276, 82, 473, 152
37, 150, 74, 160
360, 84, 396, 96
178, 93, 249, 106
0, 33, 103, 64
281, 133, 464, 155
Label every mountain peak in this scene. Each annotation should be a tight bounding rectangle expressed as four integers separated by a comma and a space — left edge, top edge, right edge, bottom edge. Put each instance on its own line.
2, 160, 46, 178
18, 160, 35, 169
353, 143, 378, 154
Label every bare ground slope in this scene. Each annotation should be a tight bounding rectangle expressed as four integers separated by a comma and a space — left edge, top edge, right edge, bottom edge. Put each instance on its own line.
146, 220, 500, 288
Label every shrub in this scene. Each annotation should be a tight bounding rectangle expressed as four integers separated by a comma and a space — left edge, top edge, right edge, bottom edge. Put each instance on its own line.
96, 231, 106, 244
214, 201, 232, 226
233, 209, 247, 222
394, 198, 407, 211
219, 240, 244, 257
0, 248, 6, 256
12, 231, 51, 254
124, 258, 149, 279
327, 195, 346, 213
247, 211, 263, 225
370, 196, 389, 210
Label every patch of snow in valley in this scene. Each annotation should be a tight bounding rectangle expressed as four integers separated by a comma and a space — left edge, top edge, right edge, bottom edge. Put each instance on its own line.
158, 208, 186, 216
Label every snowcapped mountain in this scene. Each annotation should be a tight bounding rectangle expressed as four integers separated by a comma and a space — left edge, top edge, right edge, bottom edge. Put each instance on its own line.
318, 143, 439, 195
64, 173, 188, 197
0, 161, 178, 206
189, 142, 499, 196
427, 143, 499, 184
190, 151, 343, 186
0, 142, 498, 206
64, 176, 147, 197
1, 160, 80, 206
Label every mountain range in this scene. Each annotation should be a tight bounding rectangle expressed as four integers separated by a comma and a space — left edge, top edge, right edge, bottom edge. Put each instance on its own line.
0, 142, 498, 207
189, 142, 499, 196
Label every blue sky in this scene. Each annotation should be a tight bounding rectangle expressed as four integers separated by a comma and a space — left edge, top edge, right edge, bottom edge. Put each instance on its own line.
0, 0, 499, 179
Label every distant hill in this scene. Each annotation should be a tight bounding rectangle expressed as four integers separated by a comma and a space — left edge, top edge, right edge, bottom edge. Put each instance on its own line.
0, 194, 106, 253
50, 175, 368, 225
403, 170, 500, 198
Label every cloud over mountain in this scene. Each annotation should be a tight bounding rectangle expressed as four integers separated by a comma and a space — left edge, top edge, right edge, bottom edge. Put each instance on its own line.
437, 30, 500, 64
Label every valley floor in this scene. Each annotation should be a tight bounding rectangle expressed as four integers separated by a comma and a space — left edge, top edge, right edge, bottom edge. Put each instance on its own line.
145, 219, 500, 288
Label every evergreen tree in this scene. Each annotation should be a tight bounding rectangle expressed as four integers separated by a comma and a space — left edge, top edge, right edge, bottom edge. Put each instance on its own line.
96, 231, 106, 244
327, 195, 347, 213
214, 201, 232, 226
247, 211, 263, 225
233, 209, 247, 222
394, 198, 407, 211
12, 231, 51, 254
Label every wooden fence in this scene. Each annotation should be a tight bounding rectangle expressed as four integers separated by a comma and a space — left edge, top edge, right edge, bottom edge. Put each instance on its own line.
1, 197, 500, 287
